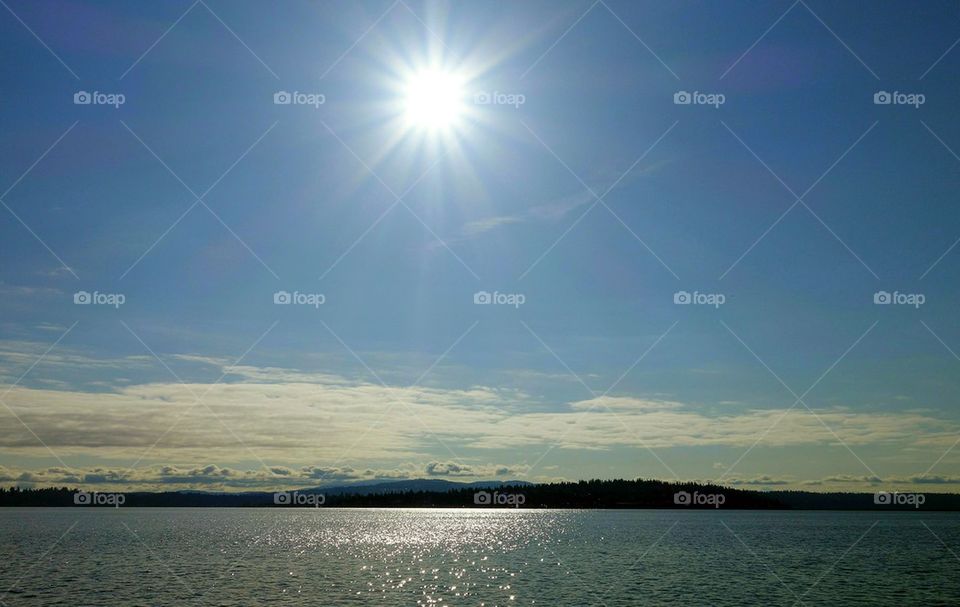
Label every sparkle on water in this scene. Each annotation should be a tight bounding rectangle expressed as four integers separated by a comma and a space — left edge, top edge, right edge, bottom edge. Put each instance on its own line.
2, 508, 959, 606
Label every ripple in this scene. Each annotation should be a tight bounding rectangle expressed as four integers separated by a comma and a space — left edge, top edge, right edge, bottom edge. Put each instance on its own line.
0, 509, 957, 605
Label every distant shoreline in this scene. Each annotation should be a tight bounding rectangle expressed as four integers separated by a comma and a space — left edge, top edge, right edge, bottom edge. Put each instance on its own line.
5, 506, 960, 512
3, 478, 956, 510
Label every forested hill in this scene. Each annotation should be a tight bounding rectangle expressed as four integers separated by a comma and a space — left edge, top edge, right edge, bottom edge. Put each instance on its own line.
1, 479, 957, 510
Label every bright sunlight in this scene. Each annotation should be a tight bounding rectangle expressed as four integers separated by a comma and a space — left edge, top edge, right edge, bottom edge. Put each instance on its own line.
402, 69, 467, 131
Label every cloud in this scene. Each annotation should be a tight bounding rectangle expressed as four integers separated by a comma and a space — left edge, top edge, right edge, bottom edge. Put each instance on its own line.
817, 474, 884, 485
301, 466, 367, 482
6, 463, 960, 493
726, 475, 792, 486
809, 474, 960, 487
460, 215, 525, 236
425, 461, 472, 476
2, 377, 958, 468
42, 266, 76, 279
0, 341, 157, 376
721, 474, 960, 491
428, 189, 596, 249
2, 351, 960, 490
424, 461, 526, 477
437, 158, 673, 247
910, 475, 960, 484
569, 396, 683, 412
0, 283, 63, 298
0, 461, 525, 491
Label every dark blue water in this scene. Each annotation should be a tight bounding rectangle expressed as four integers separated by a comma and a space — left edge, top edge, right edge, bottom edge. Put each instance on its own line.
1, 508, 957, 605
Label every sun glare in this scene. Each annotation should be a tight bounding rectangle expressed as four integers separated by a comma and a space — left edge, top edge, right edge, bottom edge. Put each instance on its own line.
402, 69, 467, 131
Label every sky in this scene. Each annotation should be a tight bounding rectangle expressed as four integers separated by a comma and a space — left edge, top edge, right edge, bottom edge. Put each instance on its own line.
2, 0, 960, 492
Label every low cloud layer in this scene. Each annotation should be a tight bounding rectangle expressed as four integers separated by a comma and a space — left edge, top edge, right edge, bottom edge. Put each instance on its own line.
3, 380, 956, 458
4, 464, 959, 493
1, 352, 959, 491
0, 461, 528, 491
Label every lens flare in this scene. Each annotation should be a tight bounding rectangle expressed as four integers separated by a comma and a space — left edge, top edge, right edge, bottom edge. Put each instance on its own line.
402, 69, 467, 131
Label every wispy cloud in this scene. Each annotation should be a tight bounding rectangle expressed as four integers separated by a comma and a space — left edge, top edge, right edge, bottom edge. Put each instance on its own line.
0, 461, 528, 491
2, 346, 959, 491
428, 189, 596, 249
1, 368, 958, 478
430, 159, 671, 248
0, 282, 62, 298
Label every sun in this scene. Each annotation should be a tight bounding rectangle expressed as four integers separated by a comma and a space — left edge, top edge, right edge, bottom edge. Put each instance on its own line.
402, 69, 467, 131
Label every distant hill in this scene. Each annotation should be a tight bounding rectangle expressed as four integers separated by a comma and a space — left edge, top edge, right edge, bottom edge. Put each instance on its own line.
0, 478, 536, 507
2, 478, 958, 510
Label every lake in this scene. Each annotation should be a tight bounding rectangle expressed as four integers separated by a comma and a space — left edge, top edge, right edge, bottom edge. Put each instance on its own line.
1, 508, 957, 605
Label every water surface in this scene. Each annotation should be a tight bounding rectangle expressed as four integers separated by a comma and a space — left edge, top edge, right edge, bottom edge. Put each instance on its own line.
1, 508, 957, 605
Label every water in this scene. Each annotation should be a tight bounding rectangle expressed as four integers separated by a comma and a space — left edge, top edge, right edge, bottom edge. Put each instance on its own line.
1, 508, 957, 605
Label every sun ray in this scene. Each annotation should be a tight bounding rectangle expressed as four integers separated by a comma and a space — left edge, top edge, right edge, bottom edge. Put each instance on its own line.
402, 69, 467, 132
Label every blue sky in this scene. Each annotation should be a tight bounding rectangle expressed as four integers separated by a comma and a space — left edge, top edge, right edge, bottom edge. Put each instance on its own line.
3, 0, 960, 491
